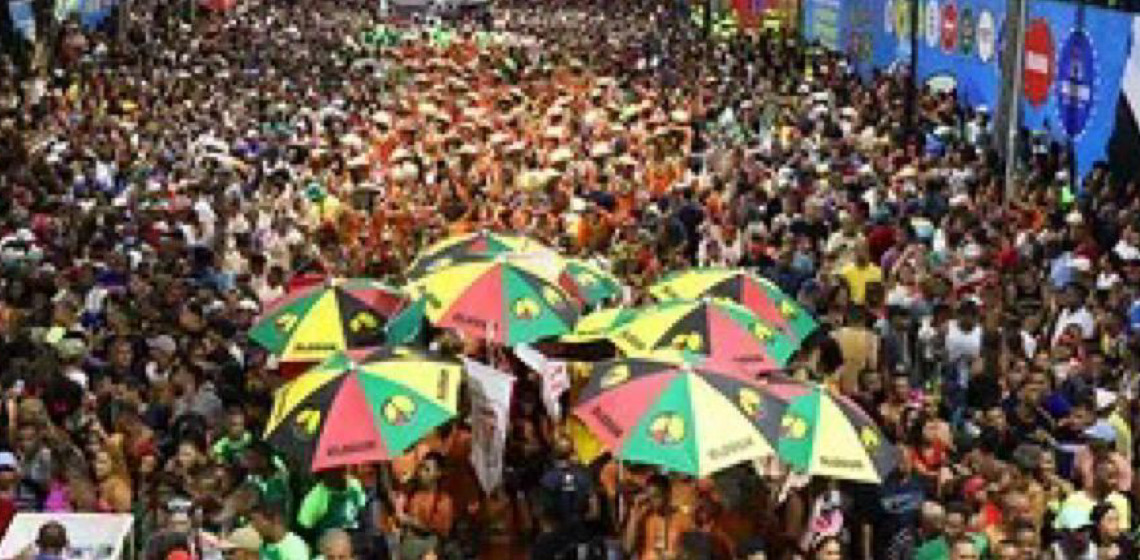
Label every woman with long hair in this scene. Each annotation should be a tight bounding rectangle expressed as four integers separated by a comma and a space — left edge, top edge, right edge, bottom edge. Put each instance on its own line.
1090, 503, 1135, 560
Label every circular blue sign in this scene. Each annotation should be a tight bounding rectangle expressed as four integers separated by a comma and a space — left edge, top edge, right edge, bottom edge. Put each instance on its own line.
1057, 30, 1096, 138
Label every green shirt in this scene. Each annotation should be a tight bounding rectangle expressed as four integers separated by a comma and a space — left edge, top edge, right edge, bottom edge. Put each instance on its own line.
913, 533, 988, 560
212, 432, 253, 464
261, 533, 310, 560
249, 458, 293, 519
297, 478, 367, 533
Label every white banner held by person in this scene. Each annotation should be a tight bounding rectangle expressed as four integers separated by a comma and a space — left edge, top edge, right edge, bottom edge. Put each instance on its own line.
462, 357, 515, 493
0, 513, 134, 560
514, 344, 570, 420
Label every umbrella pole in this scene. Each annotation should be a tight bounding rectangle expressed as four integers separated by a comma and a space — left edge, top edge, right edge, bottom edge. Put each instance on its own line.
615, 458, 625, 526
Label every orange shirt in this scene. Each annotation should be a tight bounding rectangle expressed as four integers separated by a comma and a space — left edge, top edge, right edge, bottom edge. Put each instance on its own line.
647, 160, 680, 197
407, 488, 456, 537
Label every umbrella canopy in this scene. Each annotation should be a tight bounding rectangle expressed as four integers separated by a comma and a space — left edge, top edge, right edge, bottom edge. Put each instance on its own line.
561, 307, 642, 343
650, 268, 817, 343
265, 348, 462, 472
250, 279, 408, 363
573, 357, 788, 477
776, 384, 897, 483
606, 299, 797, 373
558, 258, 623, 307
406, 230, 557, 279
406, 256, 579, 345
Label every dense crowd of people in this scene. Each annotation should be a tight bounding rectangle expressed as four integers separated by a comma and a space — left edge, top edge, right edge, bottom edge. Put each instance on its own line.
1, 0, 1139, 559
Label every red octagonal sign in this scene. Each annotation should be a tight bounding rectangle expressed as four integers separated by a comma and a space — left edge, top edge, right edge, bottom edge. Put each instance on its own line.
1023, 18, 1055, 107
941, 1, 958, 53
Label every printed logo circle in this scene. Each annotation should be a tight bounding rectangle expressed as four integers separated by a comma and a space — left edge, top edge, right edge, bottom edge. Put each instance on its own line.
513, 297, 542, 319
1023, 18, 1056, 107
1057, 30, 1096, 137
940, 0, 958, 53
958, 7, 975, 56
382, 395, 417, 426
977, 10, 996, 62
925, 0, 941, 48
649, 412, 687, 445
739, 388, 764, 420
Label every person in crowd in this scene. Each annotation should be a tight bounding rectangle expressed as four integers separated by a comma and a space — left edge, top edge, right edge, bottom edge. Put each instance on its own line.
250, 498, 310, 560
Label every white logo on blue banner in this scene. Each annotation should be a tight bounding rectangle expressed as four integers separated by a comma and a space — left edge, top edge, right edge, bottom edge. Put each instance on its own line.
1057, 30, 1096, 138
977, 10, 996, 63
926, 0, 941, 48
885, 0, 895, 34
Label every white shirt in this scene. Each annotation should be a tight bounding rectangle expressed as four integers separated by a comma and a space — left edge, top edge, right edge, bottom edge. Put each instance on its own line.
945, 320, 982, 365
1053, 306, 1095, 343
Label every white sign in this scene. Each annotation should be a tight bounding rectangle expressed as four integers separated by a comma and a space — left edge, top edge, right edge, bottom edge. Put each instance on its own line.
925, 0, 940, 48
462, 358, 515, 493
0, 514, 134, 560
977, 10, 996, 62
514, 344, 571, 420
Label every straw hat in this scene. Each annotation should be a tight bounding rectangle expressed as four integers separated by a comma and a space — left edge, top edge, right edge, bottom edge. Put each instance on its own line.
371, 111, 393, 126
550, 148, 574, 164
391, 148, 413, 162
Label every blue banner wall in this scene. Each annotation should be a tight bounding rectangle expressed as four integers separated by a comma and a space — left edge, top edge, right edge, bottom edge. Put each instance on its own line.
873, 0, 1006, 110
833, 0, 1139, 182
1018, 3, 1133, 181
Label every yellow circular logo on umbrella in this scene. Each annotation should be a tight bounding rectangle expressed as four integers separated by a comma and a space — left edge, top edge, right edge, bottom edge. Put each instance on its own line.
350, 311, 378, 333
781, 413, 809, 440
513, 297, 542, 320
779, 300, 798, 319
293, 408, 322, 439
649, 412, 686, 446
752, 322, 776, 342
859, 426, 881, 452
575, 271, 597, 286
382, 395, 418, 426
670, 332, 704, 352
739, 388, 763, 420
542, 286, 566, 308
601, 364, 630, 388
276, 313, 299, 333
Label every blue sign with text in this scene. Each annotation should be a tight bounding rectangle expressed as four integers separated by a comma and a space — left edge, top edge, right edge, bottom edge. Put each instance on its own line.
1057, 30, 1096, 138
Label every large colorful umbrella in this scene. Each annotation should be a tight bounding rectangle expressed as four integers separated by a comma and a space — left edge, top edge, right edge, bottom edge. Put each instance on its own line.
561, 307, 642, 343
606, 299, 797, 373
265, 349, 462, 471
406, 256, 579, 345
250, 279, 408, 363
775, 385, 897, 483
406, 231, 557, 279
650, 268, 817, 343
573, 357, 788, 476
